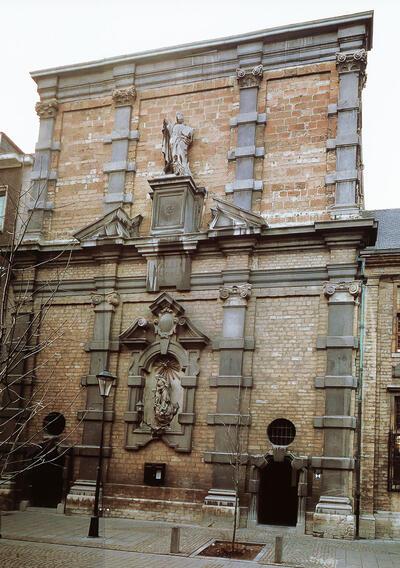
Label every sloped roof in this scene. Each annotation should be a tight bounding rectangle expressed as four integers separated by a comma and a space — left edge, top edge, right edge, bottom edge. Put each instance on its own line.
363, 209, 400, 250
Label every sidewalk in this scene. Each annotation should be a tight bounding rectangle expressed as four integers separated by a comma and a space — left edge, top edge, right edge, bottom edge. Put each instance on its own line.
1, 508, 400, 567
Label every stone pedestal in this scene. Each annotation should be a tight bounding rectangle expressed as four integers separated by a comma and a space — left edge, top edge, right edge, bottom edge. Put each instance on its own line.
148, 175, 206, 236
66, 479, 96, 515
0, 476, 16, 510
358, 513, 376, 539
202, 489, 239, 528
313, 496, 355, 539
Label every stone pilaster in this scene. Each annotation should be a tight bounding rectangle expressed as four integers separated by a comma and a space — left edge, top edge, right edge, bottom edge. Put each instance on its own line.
227, 44, 266, 211
103, 82, 138, 212
327, 49, 367, 219
358, 277, 379, 538
313, 280, 360, 539
68, 286, 119, 508
0, 277, 35, 508
25, 94, 59, 240
205, 283, 251, 486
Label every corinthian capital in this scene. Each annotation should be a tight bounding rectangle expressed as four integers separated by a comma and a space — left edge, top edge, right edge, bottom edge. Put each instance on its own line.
336, 49, 367, 73
236, 65, 263, 89
323, 281, 360, 298
112, 86, 136, 106
35, 98, 58, 119
220, 283, 252, 305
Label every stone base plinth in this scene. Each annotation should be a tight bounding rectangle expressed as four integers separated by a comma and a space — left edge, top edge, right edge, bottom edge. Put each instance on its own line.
0, 477, 16, 511
202, 489, 239, 528
313, 496, 355, 539
66, 482, 206, 523
375, 511, 400, 539
358, 513, 376, 539
66, 479, 96, 515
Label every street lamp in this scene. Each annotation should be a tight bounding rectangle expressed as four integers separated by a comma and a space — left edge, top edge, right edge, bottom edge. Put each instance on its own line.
88, 370, 116, 538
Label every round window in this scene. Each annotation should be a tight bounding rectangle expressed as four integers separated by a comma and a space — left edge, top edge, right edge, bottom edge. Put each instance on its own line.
43, 412, 66, 436
267, 418, 296, 446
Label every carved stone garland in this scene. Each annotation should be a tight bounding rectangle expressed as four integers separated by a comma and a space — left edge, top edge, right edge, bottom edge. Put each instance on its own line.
120, 292, 209, 452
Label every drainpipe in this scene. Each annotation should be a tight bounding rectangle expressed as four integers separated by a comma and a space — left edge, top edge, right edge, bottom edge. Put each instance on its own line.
355, 256, 366, 538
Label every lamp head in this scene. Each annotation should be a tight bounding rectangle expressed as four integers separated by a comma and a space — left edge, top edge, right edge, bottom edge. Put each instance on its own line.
96, 370, 116, 398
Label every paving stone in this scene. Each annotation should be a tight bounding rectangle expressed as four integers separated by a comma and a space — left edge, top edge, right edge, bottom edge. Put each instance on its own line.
1, 509, 400, 568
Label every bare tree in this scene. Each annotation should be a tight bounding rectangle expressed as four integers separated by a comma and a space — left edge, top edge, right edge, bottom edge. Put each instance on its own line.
0, 173, 84, 505
223, 386, 251, 553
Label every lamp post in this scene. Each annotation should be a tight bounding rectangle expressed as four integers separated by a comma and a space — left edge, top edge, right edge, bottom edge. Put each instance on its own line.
88, 370, 116, 538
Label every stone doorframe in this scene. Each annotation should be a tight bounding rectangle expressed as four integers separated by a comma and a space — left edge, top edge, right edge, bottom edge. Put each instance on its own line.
247, 450, 308, 533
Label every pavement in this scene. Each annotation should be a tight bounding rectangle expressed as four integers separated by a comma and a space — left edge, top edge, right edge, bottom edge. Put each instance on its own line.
0, 508, 399, 568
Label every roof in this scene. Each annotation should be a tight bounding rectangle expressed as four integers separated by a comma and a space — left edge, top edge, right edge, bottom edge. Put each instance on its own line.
363, 209, 400, 250
30, 11, 373, 79
0, 132, 24, 155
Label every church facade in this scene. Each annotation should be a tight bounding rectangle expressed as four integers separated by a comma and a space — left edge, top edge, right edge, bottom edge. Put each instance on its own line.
3, 10, 400, 539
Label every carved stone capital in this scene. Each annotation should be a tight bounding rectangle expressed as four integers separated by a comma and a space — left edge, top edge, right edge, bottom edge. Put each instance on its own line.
35, 98, 58, 119
220, 283, 252, 305
106, 292, 120, 306
323, 281, 360, 298
112, 86, 136, 106
236, 65, 263, 89
90, 291, 119, 307
336, 49, 367, 74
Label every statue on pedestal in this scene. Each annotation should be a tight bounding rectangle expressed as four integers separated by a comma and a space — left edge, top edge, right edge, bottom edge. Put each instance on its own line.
162, 112, 193, 176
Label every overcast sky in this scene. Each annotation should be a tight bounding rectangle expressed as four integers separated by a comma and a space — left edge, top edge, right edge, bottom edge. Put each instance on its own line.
1, 0, 398, 210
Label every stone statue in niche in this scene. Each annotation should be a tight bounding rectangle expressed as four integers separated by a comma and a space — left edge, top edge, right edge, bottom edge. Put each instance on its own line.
153, 358, 180, 427
162, 112, 193, 176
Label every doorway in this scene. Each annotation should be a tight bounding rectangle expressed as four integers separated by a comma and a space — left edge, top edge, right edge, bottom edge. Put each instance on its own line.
30, 444, 65, 507
258, 458, 298, 526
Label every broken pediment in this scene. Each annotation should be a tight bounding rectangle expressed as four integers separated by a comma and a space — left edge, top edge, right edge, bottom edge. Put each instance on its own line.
209, 195, 267, 231
120, 292, 209, 353
74, 207, 142, 244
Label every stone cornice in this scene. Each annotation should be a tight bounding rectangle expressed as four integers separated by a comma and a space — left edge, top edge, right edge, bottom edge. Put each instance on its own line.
30, 12, 372, 101
31, 12, 373, 79
15, 216, 377, 257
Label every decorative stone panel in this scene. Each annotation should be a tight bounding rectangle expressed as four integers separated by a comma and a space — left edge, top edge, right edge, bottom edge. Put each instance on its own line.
120, 292, 209, 452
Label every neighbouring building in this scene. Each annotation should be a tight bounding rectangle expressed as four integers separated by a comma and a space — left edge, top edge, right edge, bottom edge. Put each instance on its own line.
3, 10, 400, 540
0, 132, 33, 246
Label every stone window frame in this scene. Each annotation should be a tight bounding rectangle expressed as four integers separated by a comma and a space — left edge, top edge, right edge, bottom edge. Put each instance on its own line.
388, 395, 400, 491
0, 185, 8, 232
396, 312, 400, 352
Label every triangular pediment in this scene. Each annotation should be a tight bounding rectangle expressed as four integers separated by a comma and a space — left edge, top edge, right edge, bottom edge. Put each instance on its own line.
74, 207, 142, 243
149, 292, 185, 317
120, 292, 209, 349
209, 196, 267, 230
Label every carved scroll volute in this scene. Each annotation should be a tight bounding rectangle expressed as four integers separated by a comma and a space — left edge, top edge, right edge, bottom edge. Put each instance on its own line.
323, 281, 361, 299
220, 283, 252, 307
236, 65, 263, 89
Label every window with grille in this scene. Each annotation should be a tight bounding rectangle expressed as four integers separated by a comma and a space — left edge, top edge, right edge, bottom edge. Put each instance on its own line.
0, 187, 7, 231
388, 396, 400, 491
267, 418, 296, 446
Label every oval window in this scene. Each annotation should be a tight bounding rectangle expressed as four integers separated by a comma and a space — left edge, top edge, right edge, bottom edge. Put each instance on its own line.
43, 412, 66, 436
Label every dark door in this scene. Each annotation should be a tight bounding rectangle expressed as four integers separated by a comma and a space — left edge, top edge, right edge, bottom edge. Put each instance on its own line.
30, 445, 64, 507
258, 459, 298, 526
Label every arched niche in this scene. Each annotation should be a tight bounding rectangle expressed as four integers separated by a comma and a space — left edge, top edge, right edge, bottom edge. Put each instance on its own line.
120, 292, 209, 453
